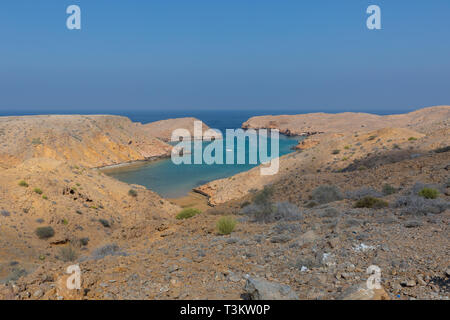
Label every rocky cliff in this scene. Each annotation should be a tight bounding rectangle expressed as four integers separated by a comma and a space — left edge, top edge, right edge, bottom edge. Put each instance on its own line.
0, 115, 176, 169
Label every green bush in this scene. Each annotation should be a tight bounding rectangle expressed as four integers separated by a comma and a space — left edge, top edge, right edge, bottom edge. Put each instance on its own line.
18, 180, 28, 187
216, 216, 237, 235
418, 188, 439, 199
176, 208, 201, 220
408, 137, 417, 141
31, 138, 42, 145
33, 188, 43, 195
382, 184, 397, 195
42, 195, 48, 200
128, 189, 138, 197
354, 196, 388, 209
253, 185, 274, 207
368, 135, 377, 141
35, 226, 55, 239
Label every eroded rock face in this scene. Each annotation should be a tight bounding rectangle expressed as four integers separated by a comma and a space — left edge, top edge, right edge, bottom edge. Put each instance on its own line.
0, 115, 173, 169
244, 277, 299, 300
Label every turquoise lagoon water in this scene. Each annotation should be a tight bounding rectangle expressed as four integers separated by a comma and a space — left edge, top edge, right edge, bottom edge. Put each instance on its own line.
105, 133, 300, 198
99, 110, 301, 198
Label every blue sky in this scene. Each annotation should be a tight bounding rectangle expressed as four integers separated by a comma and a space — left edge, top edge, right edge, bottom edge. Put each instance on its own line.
0, 0, 449, 113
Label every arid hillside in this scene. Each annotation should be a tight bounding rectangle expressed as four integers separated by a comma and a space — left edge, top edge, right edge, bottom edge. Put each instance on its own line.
0, 115, 175, 169
0, 106, 448, 300
242, 106, 450, 136
195, 127, 449, 206
0, 158, 179, 290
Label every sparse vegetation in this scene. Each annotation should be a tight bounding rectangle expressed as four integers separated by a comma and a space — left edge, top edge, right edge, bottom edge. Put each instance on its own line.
346, 187, 382, 200
128, 189, 138, 197
99, 218, 111, 228
332, 149, 340, 155
311, 185, 343, 204
31, 137, 42, 145
42, 195, 48, 200
394, 195, 448, 216
216, 216, 237, 235
434, 146, 450, 153
58, 246, 78, 262
248, 185, 276, 219
368, 135, 377, 141
240, 201, 251, 208
241, 201, 302, 223
5, 268, 27, 283
176, 208, 201, 220
418, 187, 439, 199
253, 185, 274, 207
33, 188, 43, 195
354, 196, 388, 209
35, 226, 55, 239
91, 244, 127, 260
18, 180, 28, 187
382, 184, 397, 195
408, 137, 417, 141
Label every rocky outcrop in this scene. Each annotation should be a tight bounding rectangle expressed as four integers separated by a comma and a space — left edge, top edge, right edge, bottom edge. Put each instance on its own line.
294, 138, 320, 150
142, 117, 214, 142
0, 115, 173, 169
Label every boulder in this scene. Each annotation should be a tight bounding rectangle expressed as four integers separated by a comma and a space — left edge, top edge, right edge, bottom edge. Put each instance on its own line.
339, 283, 390, 300
244, 277, 299, 300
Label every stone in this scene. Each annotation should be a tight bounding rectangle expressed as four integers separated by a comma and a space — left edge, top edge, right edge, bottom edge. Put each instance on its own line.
244, 277, 298, 300
33, 289, 44, 298
339, 283, 390, 300
401, 280, 416, 287
404, 220, 422, 228
270, 234, 292, 243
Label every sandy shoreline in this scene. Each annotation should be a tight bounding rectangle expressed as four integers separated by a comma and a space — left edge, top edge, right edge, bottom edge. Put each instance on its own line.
97, 155, 171, 173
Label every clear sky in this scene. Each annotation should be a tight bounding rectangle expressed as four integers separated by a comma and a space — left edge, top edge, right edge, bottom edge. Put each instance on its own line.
1, 0, 449, 113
